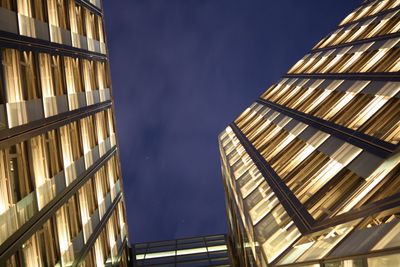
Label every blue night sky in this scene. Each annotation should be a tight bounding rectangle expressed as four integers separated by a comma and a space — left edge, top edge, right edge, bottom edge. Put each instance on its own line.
103, 0, 360, 243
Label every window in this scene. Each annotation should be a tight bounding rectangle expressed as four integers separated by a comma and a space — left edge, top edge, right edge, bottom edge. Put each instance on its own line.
95, 61, 108, 90
17, 0, 46, 21
20, 51, 40, 99
21, 234, 41, 267
96, 15, 104, 42
47, 0, 69, 29
0, 0, 13, 10
359, 164, 400, 205
64, 56, 84, 94
85, 10, 96, 40
305, 168, 364, 220
0, 150, 12, 213
105, 109, 115, 137
37, 219, 61, 266
80, 115, 98, 152
5, 254, 21, 267
360, 97, 400, 144
106, 156, 119, 185
79, 178, 98, 216
7, 142, 33, 202
65, 195, 82, 239
94, 166, 109, 203
60, 121, 83, 167
51, 55, 66, 95
39, 53, 66, 98
256, 204, 301, 262
2, 49, 41, 103
95, 111, 107, 143
74, 4, 85, 35
30, 130, 63, 187
56, 205, 74, 264
331, 93, 376, 128
368, 253, 400, 267
82, 59, 96, 92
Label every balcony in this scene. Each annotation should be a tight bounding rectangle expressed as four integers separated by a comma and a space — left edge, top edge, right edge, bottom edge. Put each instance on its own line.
90, 0, 102, 9
71, 32, 88, 50
43, 95, 69, 118
0, 7, 18, 34
87, 37, 95, 52
83, 191, 118, 244
0, 142, 115, 248
65, 156, 85, 186
6, 99, 44, 128
18, 14, 49, 41
110, 133, 116, 147
36, 170, 66, 210
68, 92, 86, 110
0, 105, 6, 130
99, 137, 111, 157
99, 88, 111, 102
83, 208, 100, 243
111, 180, 121, 200
85, 90, 100, 106
0, 192, 38, 245
100, 42, 107, 54
49, 25, 72, 46
98, 192, 112, 219
93, 39, 101, 54
84, 145, 100, 169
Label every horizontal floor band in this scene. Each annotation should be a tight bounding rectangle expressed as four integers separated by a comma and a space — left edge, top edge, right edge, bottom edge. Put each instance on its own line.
256, 99, 396, 158
0, 101, 112, 150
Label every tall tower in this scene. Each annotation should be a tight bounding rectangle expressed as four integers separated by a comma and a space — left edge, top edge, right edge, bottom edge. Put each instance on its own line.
219, 0, 400, 266
0, 0, 129, 266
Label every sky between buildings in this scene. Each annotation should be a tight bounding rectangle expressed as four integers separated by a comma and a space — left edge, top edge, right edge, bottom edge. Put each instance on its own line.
103, 0, 360, 243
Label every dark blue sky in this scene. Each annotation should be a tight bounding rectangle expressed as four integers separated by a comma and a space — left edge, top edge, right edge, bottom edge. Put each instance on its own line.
103, 0, 360, 243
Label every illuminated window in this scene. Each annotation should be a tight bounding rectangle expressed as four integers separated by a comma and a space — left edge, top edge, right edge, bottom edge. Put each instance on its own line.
360, 97, 400, 144
95, 61, 108, 90
39, 54, 66, 98
0, 0, 13, 9
82, 59, 97, 92
47, 0, 69, 30
17, 0, 46, 21
80, 115, 98, 152
2, 49, 41, 103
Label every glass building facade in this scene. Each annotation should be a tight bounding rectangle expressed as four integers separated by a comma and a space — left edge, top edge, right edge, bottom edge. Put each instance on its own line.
0, 0, 130, 266
134, 234, 231, 267
219, 0, 400, 266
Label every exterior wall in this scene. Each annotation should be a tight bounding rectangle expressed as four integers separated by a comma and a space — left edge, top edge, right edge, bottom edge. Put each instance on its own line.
0, 0, 130, 266
219, 0, 400, 266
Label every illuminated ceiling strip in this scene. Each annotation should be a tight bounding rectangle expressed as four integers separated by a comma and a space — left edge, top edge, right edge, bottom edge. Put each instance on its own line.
136, 244, 227, 260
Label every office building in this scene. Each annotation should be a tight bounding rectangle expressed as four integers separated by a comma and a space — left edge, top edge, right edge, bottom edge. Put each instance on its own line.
0, 0, 129, 266
134, 234, 231, 267
219, 0, 400, 266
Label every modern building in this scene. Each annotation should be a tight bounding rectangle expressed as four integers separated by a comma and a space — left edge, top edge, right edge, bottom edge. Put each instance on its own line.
219, 0, 400, 266
133, 234, 231, 267
0, 0, 129, 266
